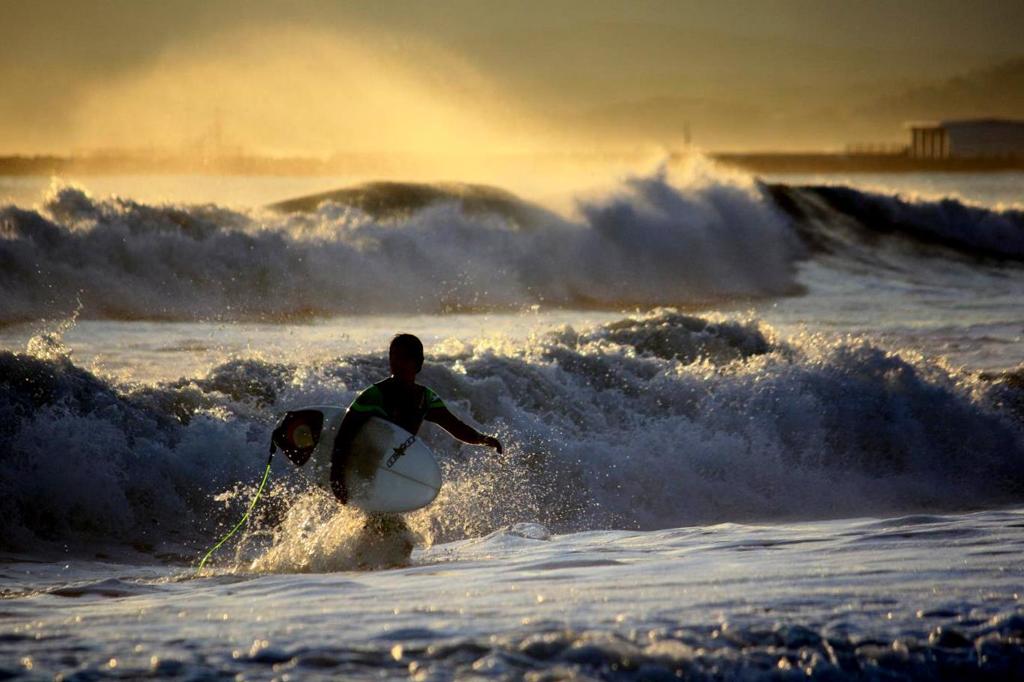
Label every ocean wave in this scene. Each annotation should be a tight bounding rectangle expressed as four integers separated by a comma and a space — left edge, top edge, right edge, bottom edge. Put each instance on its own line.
4, 165, 1021, 325
1, 311, 1021, 555
767, 182, 1024, 262
0, 167, 801, 324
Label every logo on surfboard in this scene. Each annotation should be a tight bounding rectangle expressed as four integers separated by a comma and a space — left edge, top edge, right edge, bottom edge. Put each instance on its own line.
386, 435, 417, 468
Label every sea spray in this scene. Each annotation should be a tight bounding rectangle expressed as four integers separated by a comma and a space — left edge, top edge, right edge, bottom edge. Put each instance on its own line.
248, 492, 417, 573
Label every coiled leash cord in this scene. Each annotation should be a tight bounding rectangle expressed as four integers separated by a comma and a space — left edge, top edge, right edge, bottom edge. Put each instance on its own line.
196, 450, 274, 573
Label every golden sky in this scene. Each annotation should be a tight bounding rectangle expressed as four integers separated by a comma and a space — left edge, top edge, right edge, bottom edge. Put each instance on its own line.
2, 0, 1022, 155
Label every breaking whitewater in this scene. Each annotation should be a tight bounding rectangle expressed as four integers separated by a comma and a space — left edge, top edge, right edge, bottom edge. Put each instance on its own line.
2, 160, 1023, 680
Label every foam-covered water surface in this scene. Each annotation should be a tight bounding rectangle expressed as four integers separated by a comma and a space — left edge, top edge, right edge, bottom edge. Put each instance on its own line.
3, 511, 1023, 680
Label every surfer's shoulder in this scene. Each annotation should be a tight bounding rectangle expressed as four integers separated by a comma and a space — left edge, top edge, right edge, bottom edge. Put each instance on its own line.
348, 382, 387, 416
420, 384, 445, 410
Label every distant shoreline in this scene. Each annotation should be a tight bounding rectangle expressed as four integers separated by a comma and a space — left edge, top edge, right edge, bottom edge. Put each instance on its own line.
1, 151, 1022, 176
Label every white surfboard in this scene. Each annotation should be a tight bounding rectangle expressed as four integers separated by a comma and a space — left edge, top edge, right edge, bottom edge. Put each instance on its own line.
282, 406, 442, 513
344, 417, 442, 513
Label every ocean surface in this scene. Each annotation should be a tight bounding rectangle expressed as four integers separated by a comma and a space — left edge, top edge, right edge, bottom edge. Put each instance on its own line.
1, 160, 1023, 679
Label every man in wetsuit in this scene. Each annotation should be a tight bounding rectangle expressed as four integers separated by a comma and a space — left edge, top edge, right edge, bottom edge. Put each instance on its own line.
330, 333, 503, 504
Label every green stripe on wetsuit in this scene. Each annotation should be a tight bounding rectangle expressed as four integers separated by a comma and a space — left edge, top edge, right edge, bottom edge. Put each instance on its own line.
349, 385, 389, 418
348, 383, 445, 417
424, 388, 444, 410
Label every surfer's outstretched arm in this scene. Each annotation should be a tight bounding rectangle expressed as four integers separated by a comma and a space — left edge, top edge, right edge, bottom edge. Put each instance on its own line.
426, 407, 503, 454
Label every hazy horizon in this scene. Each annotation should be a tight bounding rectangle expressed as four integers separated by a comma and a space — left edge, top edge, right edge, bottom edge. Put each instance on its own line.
3, 0, 1024, 158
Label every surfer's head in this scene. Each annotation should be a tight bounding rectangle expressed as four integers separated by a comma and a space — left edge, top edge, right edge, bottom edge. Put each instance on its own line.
389, 333, 424, 381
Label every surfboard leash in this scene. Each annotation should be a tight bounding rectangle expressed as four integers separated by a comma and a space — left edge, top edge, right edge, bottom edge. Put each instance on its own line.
196, 450, 274, 573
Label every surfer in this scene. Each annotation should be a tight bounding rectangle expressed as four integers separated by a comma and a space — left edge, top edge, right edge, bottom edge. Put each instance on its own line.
329, 333, 503, 505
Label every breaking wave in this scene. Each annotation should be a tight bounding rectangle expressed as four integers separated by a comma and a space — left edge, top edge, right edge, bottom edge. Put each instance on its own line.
767, 182, 1024, 262
3, 163, 1023, 325
0, 166, 801, 324
1, 311, 1022, 558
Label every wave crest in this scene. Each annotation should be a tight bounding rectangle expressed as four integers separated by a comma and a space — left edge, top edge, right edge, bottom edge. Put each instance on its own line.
0, 170, 801, 323
4, 167, 1024, 325
768, 182, 1024, 261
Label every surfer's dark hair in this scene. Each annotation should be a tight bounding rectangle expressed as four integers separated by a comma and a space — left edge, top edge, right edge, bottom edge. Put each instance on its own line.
390, 333, 424, 371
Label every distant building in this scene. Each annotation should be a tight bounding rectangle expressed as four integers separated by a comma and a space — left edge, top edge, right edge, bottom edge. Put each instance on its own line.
906, 118, 1024, 159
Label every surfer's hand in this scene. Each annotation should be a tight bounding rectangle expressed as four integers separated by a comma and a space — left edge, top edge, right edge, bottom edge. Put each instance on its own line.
482, 435, 503, 454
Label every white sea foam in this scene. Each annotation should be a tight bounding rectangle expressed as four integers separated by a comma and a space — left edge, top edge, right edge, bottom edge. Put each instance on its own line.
0, 165, 803, 323
4, 164, 1022, 326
